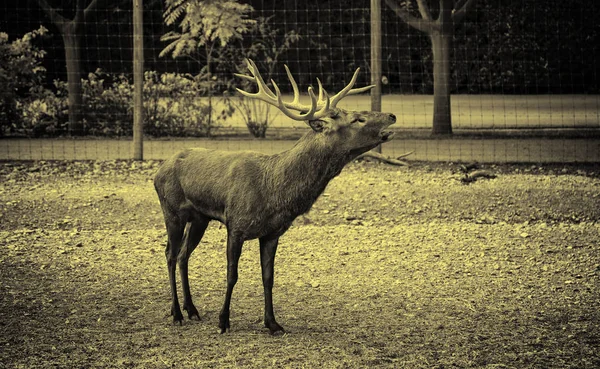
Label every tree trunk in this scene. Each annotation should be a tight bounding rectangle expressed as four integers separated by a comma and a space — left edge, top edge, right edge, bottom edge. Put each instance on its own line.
430, 31, 453, 135
62, 27, 83, 135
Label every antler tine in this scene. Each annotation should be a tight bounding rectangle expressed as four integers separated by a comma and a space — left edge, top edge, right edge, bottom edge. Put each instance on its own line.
235, 58, 348, 122
234, 73, 255, 83
272, 80, 319, 121
279, 63, 331, 120
316, 78, 326, 105
284, 64, 301, 106
318, 82, 330, 112
330, 67, 376, 108
345, 84, 376, 95
235, 59, 277, 100
282, 65, 331, 117
247, 59, 277, 99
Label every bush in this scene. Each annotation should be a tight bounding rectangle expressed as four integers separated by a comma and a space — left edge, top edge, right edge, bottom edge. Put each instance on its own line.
0, 27, 48, 136
144, 71, 229, 137
79, 71, 132, 136
16, 85, 68, 137
17, 70, 131, 137
16, 70, 230, 137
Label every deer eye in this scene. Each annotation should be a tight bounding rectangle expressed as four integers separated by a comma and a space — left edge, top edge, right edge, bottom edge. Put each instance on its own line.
351, 117, 366, 124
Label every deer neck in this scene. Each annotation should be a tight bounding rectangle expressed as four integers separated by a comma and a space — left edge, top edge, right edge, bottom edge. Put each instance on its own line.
267, 132, 348, 213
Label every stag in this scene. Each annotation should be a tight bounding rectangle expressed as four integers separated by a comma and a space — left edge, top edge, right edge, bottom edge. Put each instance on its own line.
154, 59, 396, 335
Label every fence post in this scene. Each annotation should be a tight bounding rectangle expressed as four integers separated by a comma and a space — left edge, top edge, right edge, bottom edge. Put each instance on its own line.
370, 0, 382, 153
132, 0, 144, 160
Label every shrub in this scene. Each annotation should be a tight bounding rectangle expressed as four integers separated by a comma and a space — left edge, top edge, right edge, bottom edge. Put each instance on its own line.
79, 71, 132, 136
16, 85, 68, 137
145, 71, 203, 137
18, 70, 131, 137
0, 27, 48, 136
16, 69, 230, 137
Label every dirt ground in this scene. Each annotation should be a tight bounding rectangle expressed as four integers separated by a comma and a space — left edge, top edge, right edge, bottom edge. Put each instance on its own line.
1, 160, 599, 368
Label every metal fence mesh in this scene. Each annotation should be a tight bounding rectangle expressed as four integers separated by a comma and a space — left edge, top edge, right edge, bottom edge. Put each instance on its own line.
0, 0, 599, 162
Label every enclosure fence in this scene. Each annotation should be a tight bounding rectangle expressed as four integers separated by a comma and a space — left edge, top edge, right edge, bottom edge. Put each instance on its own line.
0, 0, 599, 162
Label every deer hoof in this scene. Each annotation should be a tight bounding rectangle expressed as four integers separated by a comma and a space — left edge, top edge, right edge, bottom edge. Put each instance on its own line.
171, 307, 184, 325
183, 304, 201, 320
172, 315, 184, 325
219, 316, 230, 334
269, 328, 285, 336
266, 321, 285, 336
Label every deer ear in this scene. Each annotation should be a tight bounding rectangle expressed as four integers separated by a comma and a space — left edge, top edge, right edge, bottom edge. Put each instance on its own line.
308, 119, 326, 132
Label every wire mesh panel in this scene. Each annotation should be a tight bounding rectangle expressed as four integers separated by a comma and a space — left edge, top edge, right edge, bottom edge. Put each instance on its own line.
0, 0, 598, 162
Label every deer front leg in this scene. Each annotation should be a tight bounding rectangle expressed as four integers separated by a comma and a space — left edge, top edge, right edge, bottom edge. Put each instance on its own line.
219, 232, 244, 333
259, 236, 285, 335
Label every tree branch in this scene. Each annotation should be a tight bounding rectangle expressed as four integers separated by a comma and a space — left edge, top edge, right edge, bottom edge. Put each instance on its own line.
74, 0, 85, 24
383, 0, 434, 34
83, 0, 99, 19
452, 0, 477, 23
438, 0, 453, 24
74, 0, 98, 24
37, 0, 68, 28
454, 0, 468, 10
415, 0, 432, 21
357, 150, 413, 166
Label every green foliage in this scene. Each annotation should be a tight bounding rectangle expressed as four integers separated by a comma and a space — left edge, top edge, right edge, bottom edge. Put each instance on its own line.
79, 71, 133, 136
15, 70, 228, 138
144, 71, 232, 137
159, 0, 251, 134
230, 16, 301, 138
16, 71, 131, 137
0, 27, 48, 136
452, 2, 551, 93
160, 0, 256, 58
17, 84, 68, 137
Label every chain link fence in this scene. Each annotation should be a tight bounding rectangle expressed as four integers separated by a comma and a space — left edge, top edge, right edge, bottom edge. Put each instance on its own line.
0, 0, 598, 162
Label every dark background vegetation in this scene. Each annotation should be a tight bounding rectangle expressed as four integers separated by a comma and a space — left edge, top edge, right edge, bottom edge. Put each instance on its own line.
1, 0, 599, 94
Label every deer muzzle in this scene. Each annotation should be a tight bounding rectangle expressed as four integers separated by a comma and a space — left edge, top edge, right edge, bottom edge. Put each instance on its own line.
379, 113, 396, 142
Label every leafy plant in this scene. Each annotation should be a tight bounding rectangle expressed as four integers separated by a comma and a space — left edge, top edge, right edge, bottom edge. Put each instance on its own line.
0, 27, 48, 136
161, 0, 256, 58
230, 16, 301, 138
16, 84, 68, 137
160, 0, 254, 131
16, 69, 226, 138
80, 70, 133, 136
143, 71, 226, 137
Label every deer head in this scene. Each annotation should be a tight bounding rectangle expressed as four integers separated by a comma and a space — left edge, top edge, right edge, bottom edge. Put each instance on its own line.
235, 59, 396, 157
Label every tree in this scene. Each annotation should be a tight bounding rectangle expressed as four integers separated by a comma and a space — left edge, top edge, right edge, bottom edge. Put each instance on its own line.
36, 0, 99, 135
384, 0, 476, 135
160, 0, 256, 131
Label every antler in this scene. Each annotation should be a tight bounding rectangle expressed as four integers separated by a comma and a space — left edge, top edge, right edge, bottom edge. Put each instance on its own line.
235, 59, 375, 121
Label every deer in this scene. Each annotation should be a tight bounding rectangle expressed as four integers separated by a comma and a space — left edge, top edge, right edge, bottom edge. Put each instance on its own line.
154, 59, 396, 335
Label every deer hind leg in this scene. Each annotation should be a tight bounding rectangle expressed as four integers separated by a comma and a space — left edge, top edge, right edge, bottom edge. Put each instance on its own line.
178, 217, 209, 320
164, 215, 185, 324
